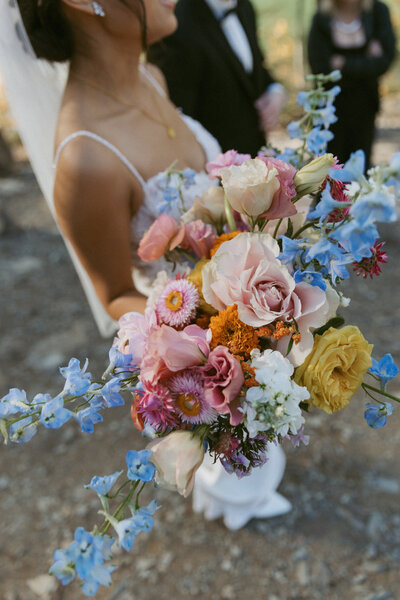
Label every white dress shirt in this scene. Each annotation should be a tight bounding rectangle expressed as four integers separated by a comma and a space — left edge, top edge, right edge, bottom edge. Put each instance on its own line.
205, 0, 254, 73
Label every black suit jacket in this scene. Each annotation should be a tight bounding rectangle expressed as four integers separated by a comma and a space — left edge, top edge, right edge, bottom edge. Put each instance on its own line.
148, 0, 275, 155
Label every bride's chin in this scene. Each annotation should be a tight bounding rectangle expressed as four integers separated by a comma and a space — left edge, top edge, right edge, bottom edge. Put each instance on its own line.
147, 16, 177, 45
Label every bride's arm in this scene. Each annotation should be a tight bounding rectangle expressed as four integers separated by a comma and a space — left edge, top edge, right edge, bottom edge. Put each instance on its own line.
54, 137, 147, 321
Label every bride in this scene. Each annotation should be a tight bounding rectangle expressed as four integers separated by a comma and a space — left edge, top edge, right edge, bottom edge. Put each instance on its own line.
1, 0, 290, 530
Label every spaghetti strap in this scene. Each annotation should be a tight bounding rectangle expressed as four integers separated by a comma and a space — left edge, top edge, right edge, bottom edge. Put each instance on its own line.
53, 130, 146, 188
139, 63, 167, 98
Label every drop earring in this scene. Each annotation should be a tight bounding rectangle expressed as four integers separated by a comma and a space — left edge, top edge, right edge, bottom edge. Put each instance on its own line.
92, 2, 106, 17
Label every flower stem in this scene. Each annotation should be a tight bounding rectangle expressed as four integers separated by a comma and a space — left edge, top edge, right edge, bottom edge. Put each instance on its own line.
362, 383, 400, 404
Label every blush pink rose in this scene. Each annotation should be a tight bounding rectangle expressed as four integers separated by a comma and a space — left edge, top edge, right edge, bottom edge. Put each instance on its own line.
141, 324, 211, 383
138, 214, 185, 262
257, 156, 298, 220
114, 308, 157, 367
183, 220, 217, 259
201, 346, 244, 426
202, 232, 332, 366
206, 150, 251, 179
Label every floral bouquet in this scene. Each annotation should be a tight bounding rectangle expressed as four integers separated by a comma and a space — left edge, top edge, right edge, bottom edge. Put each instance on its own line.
1, 72, 400, 596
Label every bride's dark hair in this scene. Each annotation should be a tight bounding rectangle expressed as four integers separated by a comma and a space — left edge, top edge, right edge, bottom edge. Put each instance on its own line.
17, 0, 147, 62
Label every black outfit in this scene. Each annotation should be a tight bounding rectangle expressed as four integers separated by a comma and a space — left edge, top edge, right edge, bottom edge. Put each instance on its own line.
308, 0, 396, 169
148, 0, 275, 156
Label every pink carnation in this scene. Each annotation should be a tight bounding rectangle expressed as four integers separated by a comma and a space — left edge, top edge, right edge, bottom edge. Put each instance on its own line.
206, 150, 251, 179
138, 214, 185, 262
183, 220, 217, 259
201, 346, 244, 426
257, 156, 298, 220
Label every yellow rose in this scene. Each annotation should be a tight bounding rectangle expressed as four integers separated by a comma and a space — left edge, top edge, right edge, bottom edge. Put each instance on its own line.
294, 154, 335, 197
294, 325, 373, 414
188, 259, 217, 315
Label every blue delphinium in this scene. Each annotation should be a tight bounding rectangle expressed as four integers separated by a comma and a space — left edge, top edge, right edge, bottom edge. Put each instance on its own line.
100, 378, 125, 408
293, 269, 327, 291
307, 183, 349, 223
85, 471, 123, 496
364, 402, 393, 429
126, 449, 156, 482
330, 219, 378, 262
60, 358, 92, 397
40, 396, 72, 429
369, 354, 399, 388
0, 388, 29, 418
9, 416, 37, 443
279, 236, 308, 266
329, 149, 366, 183
350, 189, 397, 225
306, 127, 334, 155
50, 529, 115, 597
76, 406, 103, 434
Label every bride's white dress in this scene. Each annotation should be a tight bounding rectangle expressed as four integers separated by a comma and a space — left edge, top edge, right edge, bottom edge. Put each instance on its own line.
55, 66, 291, 531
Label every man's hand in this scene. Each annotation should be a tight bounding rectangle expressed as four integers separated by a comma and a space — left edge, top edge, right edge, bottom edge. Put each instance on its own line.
367, 39, 384, 57
255, 86, 286, 134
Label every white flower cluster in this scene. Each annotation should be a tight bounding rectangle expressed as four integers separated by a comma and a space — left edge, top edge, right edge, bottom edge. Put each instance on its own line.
243, 349, 309, 438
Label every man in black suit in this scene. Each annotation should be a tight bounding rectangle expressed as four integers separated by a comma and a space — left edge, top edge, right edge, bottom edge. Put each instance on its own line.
148, 0, 285, 156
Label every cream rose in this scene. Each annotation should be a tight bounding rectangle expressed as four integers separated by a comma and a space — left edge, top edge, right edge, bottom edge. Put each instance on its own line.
146, 431, 205, 497
294, 154, 335, 197
220, 158, 280, 217
182, 186, 226, 226
294, 325, 373, 414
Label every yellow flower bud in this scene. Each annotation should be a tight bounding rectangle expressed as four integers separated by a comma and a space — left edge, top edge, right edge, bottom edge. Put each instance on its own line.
294, 153, 335, 197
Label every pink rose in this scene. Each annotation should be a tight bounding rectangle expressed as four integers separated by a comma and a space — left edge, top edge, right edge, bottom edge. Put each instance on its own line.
257, 156, 298, 220
206, 150, 251, 179
202, 232, 331, 366
138, 214, 185, 262
114, 308, 157, 367
183, 220, 217, 259
141, 324, 211, 383
202, 346, 244, 426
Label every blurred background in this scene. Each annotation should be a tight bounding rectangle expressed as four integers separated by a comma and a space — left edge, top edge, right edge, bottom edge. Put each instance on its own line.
1, 1, 400, 599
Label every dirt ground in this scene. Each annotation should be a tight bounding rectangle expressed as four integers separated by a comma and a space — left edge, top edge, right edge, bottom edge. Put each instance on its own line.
1, 96, 400, 600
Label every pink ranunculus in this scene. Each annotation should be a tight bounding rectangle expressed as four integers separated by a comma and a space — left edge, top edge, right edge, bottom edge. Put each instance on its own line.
202, 232, 330, 366
140, 324, 211, 383
183, 220, 217, 259
257, 156, 298, 220
202, 346, 244, 426
138, 214, 185, 262
114, 308, 157, 367
206, 150, 251, 179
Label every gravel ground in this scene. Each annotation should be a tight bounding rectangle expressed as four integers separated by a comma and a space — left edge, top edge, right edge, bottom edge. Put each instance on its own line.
1, 96, 400, 600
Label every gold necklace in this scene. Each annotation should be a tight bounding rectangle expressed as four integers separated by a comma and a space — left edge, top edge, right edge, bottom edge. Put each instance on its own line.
70, 72, 177, 139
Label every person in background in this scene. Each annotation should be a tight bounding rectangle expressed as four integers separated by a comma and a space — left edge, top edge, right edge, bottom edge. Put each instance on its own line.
308, 0, 396, 170
148, 0, 286, 156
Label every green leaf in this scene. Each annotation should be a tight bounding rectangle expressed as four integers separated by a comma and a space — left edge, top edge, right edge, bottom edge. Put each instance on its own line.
313, 315, 345, 338
285, 336, 294, 357
299, 402, 310, 412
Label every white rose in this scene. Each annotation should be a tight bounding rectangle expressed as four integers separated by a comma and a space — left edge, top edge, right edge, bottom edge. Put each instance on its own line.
146, 431, 205, 498
220, 158, 280, 217
182, 186, 226, 226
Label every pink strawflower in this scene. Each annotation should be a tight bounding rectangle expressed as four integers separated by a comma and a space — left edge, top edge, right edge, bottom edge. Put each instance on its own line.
136, 380, 178, 431
206, 150, 251, 179
169, 371, 217, 424
353, 241, 388, 279
156, 279, 200, 327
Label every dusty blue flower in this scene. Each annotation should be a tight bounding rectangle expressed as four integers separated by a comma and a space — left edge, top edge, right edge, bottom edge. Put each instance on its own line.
0, 388, 28, 418
9, 416, 37, 443
126, 449, 156, 482
76, 407, 103, 434
308, 183, 348, 222
287, 120, 303, 139
330, 150, 365, 183
40, 397, 72, 429
294, 270, 327, 290
350, 189, 397, 225
85, 471, 123, 496
306, 127, 334, 155
330, 220, 378, 262
369, 354, 399, 387
50, 547, 77, 586
100, 378, 124, 408
364, 402, 393, 429
279, 236, 307, 265
60, 358, 92, 397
